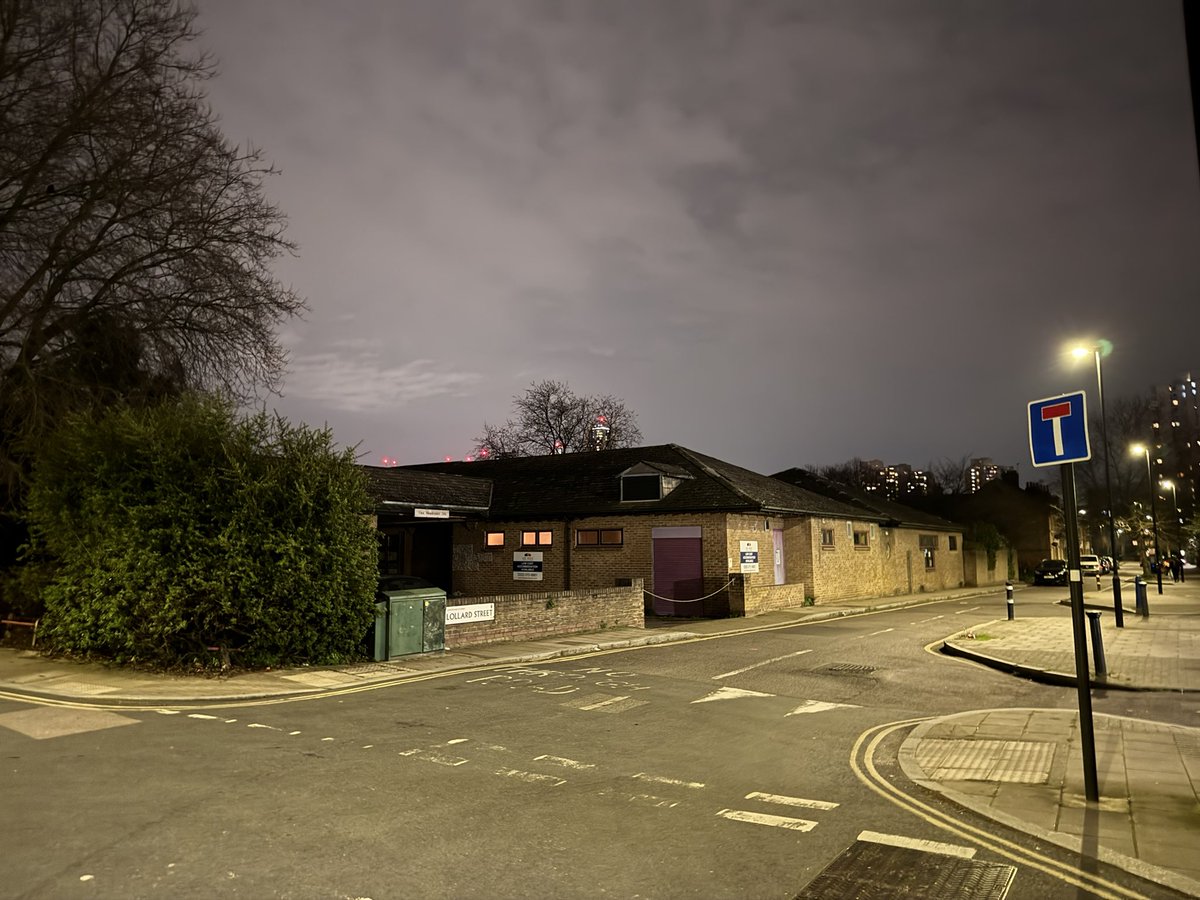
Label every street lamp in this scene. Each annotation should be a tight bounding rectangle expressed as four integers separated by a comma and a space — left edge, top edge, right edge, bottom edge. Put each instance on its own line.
1073, 340, 1123, 623
1131, 444, 1163, 594
1161, 479, 1180, 578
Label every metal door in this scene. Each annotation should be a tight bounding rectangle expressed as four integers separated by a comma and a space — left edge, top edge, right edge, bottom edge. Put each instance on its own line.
387, 595, 423, 658
651, 526, 703, 616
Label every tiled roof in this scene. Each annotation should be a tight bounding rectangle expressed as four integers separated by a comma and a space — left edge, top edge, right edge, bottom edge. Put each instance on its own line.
771, 467, 963, 532
401, 444, 871, 520
361, 466, 492, 511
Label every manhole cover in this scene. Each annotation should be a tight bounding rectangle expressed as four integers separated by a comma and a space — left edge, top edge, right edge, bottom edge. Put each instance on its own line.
796, 841, 1015, 899
817, 663, 877, 676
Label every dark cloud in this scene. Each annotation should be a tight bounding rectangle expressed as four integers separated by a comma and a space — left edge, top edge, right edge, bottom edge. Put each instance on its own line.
197, 0, 1200, 477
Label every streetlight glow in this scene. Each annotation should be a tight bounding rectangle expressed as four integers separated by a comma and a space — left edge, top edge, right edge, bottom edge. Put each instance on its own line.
1131, 443, 1164, 594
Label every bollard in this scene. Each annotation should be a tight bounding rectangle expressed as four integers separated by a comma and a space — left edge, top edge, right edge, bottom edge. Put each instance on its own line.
1135, 576, 1148, 618
1085, 610, 1106, 678
1005, 581, 1014, 620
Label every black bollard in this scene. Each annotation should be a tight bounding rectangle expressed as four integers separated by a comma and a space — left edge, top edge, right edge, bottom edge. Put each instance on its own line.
1085, 610, 1106, 678
1006, 581, 1014, 620
1135, 576, 1148, 618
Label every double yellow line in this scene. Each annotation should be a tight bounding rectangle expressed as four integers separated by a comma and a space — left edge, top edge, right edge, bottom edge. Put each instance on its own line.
850, 719, 1148, 900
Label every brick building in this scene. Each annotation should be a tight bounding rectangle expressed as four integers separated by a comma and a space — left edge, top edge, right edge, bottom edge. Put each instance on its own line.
365, 444, 969, 618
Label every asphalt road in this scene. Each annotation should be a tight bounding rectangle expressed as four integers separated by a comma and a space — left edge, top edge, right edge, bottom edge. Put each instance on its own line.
1, 590, 1191, 899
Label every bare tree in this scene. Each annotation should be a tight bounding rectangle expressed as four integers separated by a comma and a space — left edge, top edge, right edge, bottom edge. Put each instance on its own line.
816, 458, 876, 490
0, 0, 304, 491
929, 455, 972, 494
475, 380, 642, 457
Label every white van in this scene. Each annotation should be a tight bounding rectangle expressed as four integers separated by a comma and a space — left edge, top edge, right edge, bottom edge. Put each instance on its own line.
1078, 554, 1101, 577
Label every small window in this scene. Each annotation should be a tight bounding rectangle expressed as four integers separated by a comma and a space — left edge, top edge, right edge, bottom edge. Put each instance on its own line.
853, 530, 869, 548
521, 530, 553, 547
576, 528, 623, 547
820, 528, 835, 548
621, 474, 661, 501
919, 534, 937, 569
948, 536, 958, 551
484, 531, 504, 548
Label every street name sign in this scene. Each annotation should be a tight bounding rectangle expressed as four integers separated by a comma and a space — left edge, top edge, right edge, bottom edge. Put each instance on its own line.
1028, 391, 1091, 468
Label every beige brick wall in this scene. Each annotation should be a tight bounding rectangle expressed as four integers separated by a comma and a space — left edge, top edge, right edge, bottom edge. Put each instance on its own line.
807, 520, 966, 601
445, 581, 644, 649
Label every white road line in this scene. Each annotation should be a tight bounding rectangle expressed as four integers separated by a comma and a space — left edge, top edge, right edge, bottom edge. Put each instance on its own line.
598, 789, 679, 808
579, 695, 630, 710
187, 713, 220, 720
867, 628, 894, 636
786, 700, 861, 716
716, 809, 817, 832
857, 830, 977, 859
954, 606, 981, 614
496, 768, 565, 786
535, 755, 595, 770
713, 649, 812, 680
745, 792, 839, 810
288, 731, 301, 735
399, 749, 468, 767
446, 738, 468, 745
634, 773, 705, 789
247, 723, 280, 731
693, 686, 775, 704
155, 710, 181, 715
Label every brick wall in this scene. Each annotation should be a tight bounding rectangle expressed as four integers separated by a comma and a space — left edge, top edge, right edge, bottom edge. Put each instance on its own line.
808, 520, 967, 600
445, 580, 644, 649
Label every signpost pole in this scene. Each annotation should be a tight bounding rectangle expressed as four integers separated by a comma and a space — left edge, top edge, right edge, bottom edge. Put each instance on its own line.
1061, 462, 1100, 803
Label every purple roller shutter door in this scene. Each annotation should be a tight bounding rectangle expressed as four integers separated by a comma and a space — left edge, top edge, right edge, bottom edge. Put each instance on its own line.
652, 527, 703, 616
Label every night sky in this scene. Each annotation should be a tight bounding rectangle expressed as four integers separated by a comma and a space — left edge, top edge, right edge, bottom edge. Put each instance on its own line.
194, 1, 1200, 482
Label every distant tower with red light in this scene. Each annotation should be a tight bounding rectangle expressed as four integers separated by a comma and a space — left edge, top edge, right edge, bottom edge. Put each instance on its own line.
592, 414, 611, 451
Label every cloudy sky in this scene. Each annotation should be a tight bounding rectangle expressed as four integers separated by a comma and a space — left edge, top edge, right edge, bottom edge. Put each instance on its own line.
194, 0, 1200, 481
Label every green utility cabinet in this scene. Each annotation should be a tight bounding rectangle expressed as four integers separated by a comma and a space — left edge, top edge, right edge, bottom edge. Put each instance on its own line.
384, 587, 446, 659
368, 599, 389, 661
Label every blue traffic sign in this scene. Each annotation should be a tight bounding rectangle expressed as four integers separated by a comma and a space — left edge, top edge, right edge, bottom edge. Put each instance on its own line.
1028, 391, 1091, 468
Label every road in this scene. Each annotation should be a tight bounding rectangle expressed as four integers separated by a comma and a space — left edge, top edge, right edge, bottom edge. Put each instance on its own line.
1, 589, 1191, 899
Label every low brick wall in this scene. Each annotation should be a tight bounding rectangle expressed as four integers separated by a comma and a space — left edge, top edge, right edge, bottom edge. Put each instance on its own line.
445, 579, 644, 649
726, 575, 808, 617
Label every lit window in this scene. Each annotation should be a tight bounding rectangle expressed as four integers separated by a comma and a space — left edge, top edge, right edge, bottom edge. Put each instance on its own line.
576, 528, 623, 547
919, 534, 937, 569
521, 530, 553, 547
485, 531, 504, 548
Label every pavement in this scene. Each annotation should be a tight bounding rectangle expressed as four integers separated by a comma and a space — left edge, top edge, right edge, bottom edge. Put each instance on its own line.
2, 575, 1199, 894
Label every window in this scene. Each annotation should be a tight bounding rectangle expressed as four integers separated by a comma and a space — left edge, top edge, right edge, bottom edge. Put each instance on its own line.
820, 528, 835, 548
853, 530, 869, 548
484, 531, 504, 548
948, 536, 958, 551
521, 530, 553, 547
621, 474, 661, 501
576, 528, 623, 547
919, 534, 937, 569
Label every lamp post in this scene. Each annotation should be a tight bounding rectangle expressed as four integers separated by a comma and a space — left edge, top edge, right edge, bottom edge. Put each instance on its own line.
1132, 444, 1163, 594
1073, 342, 1123, 624
1162, 479, 1180, 579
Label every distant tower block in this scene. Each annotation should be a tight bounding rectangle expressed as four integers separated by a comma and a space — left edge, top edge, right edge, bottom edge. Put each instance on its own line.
592, 414, 611, 451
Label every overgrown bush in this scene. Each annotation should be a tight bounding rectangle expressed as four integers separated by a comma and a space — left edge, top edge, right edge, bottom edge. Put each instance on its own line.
23, 395, 378, 668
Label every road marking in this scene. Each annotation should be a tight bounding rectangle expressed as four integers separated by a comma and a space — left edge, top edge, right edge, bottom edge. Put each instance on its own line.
496, 768, 565, 786
535, 754, 595, 770
786, 700, 860, 716
634, 773, 705, 789
955, 606, 981, 614
247, 723, 280, 731
715, 809, 817, 832
693, 686, 775, 704
446, 738, 468, 745
580, 695, 629, 710
866, 628, 894, 637
187, 713, 220, 720
599, 788, 679, 808
713, 649, 812, 680
857, 830, 977, 859
289, 731, 301, 735
155, 709, 181, 715
745, 792, 839, 811
399, 749, 468, 766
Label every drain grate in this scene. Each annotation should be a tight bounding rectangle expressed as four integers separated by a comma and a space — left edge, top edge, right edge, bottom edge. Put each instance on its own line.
336, 663, 405, 676
796, 841, 1016, 899
816, 663, 877, 676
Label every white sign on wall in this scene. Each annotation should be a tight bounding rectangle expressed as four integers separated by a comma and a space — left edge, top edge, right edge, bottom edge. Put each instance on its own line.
739, 540, 760, 574
414, 508, 451, 519
446, 603, 495, 624
513, 551, 544, 581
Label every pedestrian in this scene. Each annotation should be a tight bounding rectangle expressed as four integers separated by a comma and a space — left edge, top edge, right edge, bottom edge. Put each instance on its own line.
1170, 555, 1183, 583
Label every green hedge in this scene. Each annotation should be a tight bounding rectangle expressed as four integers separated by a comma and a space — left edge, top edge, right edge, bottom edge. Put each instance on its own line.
24, 395, 378, 668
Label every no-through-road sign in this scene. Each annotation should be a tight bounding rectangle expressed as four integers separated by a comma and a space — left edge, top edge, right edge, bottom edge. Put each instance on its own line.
1028, 391, 1091, 467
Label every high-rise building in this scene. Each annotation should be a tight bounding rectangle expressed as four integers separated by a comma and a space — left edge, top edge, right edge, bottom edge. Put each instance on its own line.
1149, 372, 1199, 524
968, 457, 1004, 493
861, 460, 929, 500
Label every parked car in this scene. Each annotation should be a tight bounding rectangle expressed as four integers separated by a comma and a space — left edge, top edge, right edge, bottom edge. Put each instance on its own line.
1033, 559, 1068, 585
1078, 554, 1101, 577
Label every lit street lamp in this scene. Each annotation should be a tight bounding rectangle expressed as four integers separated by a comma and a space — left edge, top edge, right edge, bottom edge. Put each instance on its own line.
1073, 340, 1122, 623
1161, 479, 1180, 580
1131, 444, 1163, 594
